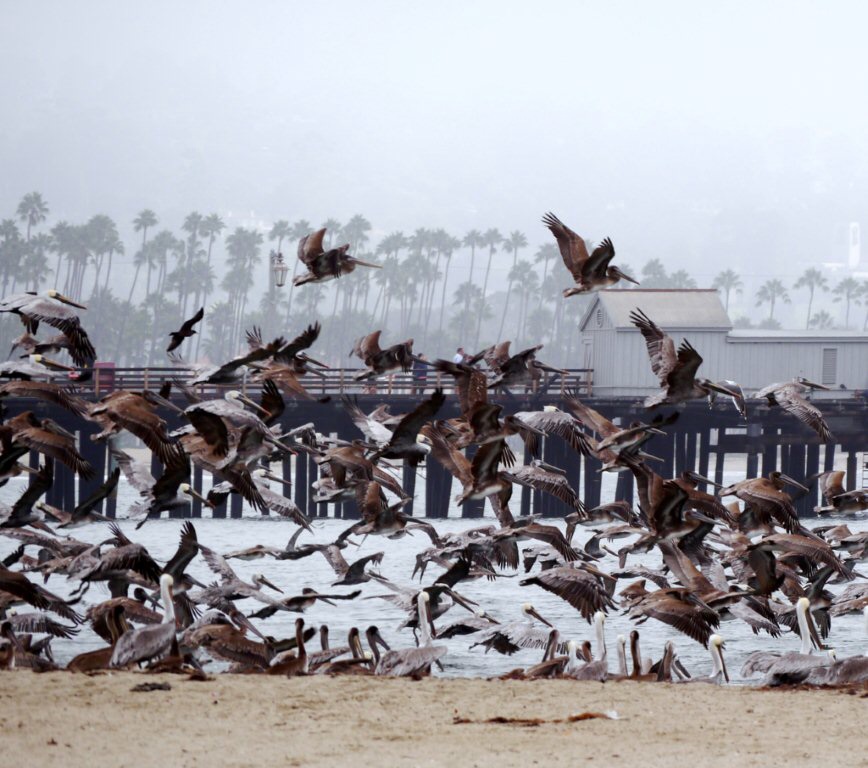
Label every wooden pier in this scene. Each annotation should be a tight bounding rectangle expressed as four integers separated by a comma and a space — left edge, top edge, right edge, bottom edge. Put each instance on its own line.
3, 366, 866, 521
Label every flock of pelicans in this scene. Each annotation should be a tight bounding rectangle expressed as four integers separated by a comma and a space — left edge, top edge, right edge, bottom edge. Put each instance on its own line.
0, 211, 866, 687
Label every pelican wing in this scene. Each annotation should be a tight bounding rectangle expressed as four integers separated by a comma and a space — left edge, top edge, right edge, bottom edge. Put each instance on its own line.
542, 212, 590, 282
298, 228, 326, 265
629, 309, 678, 385
774, 387, 834, 441
520, 566, 615, 622
111, 446, 155, 493
582, 237, 616, 280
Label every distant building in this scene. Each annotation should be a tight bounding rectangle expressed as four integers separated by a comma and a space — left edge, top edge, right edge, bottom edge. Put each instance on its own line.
578, 289, 868, 396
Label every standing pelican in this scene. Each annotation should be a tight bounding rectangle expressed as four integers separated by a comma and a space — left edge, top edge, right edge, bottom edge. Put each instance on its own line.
371, 592, 447, 677
110, 574, 177, 668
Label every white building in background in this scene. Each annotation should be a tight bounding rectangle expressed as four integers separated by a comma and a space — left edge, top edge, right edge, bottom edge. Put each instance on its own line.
579, 290, 868, 397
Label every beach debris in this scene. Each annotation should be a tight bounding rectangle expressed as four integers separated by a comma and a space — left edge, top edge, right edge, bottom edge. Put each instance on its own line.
452, 711, 619, 726
130, 681, 172, 692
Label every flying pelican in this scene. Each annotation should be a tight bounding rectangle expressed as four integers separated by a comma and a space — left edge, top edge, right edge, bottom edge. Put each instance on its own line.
719, 471, 810, 535
0, 290, 96, 366
755, 377, 834, 442
483, 341, 567, 391
520, 564, 615, 622
167, 306, 204, 353
0, 411, 94, 479
630, 308, 741, 408
110, 574, 177, 668
542, 212, 638, 295
294, 227, 380, 287
351, 331, 417, 380
814, 471, 868, 515
470, 604, 559, 655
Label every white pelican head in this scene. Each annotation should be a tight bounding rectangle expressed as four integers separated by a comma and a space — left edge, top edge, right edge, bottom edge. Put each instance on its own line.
543, 405, 559, 413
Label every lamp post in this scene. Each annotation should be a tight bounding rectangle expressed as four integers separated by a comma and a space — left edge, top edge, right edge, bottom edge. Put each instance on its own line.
271, 250, 289, 288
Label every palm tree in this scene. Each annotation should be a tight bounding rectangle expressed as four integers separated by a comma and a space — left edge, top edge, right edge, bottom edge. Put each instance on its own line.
16, 192, 49, 241
809, 310, 834, 329
0, 220, 24, 294
641, 258, 668, 288
668, 269, 697, 289
269, 219, 291, 253
508, 259, 539, 342
133, 210, 158, 292
21, 233, 53, 290
199, 213, 225, 270
832, 276, 860, 328
475, 228, 503, 349
341, 214, 372, 255
436, 232, 462, 335
497, 230, 528, 340
712, 269, 743, 313
793, 268, 829, 329
756, 279, 790, 321
534, 243, 558, 310
84, 214, 121, 297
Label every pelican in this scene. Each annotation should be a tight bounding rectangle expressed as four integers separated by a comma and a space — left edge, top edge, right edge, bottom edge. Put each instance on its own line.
519, 564, 615, 622
630, 308, 741, 408
470, 603, 558, 655
295, 227, 380, 287
0, 290, 95, 366
719, 472, 810, 535
0, 411, 94, 479
0, 355, 78, 382
568, 610, 608, 680
542, 212, 638, 295
740, 597, 831, 683
814, 471, 868, 515
351, 331, 417, 380
677, 634, 729, 684
755, 377, 834, 442
371, 592, 447, 677
110, 574, 177, 668
484, 341, 567, 391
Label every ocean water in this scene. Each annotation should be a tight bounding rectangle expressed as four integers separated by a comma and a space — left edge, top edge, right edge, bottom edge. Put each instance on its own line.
0, 469, 865, 682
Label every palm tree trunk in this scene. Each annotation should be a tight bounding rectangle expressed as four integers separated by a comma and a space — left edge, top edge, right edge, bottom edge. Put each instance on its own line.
437, 255, 452, 334
475, 251, 495, 349
806, 290, 814, 329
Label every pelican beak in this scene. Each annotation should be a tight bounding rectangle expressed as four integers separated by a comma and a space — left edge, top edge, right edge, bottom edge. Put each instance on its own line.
705, 380, 740, 398
800, 378, 830, 391
258, 576, 283, 594
261, 469, 292, 487
237, 393, 271, 415
805, 605, 824, 650
38, 356, 76, 372
446, 588, 479, 612
17, 463, 39, 475
55, 293, 88, 309
689, 472, 724, 489
299, 353, 330, 369
617, 270, 640, 285
186, 487, 214, 508
527, 607, 554, 628
373, 628, 391, 652
778, 473, 810, 495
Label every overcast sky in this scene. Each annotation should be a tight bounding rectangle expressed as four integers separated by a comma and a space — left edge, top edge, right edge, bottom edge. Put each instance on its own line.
3, 1, 868, 297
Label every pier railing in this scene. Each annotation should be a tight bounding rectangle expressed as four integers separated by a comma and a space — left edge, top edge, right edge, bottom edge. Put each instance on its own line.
87, 366, 594, 399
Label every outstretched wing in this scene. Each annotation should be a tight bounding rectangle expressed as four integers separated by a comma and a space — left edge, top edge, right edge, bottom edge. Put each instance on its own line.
542, 212, 589, 282
630, 308, 677, 385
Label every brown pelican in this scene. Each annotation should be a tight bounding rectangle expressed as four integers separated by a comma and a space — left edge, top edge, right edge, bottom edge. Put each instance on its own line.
814, 471, 868, 514
674, 634, 729, 684
0, 354, 77, 380
351, 330, 417, 380
542, 212, 638, 295
49, 467, 119, 528
267, 618, 310, 676
295, 227, 380, 286
68, 604, 129, 672
0, 411, 94, 479
630, 308, 740, 408
110, 574, 177, 667
191, 543, 285, 612
0, 378, 87, 416
167, 306, 204, 352
520, 565, 615, 622
484, 341, 566, 391
186, 613, 271, 670
741, 598, 832, 684
0, 463, 54, 532
367, 389, 444, 466
707, 380, 747, 419
88, 389, 177, 463
0, 290, 96, 366
370, 592, 447, 677
755, 377, 834, 442
620, 579, 720, 646
503, 460, 586, 517
249, 587, 362, 619
567, 610, 609, 680
112, 445, 211, 525
805, 607, 868, 685
719, 472, 810, 535
470, 603, 559, 655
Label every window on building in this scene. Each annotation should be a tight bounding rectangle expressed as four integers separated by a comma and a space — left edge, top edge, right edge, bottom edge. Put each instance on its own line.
822, 348, 837, 385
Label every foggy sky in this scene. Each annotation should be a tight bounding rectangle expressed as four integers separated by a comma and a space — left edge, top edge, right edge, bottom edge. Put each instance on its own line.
3, 1, 868, 303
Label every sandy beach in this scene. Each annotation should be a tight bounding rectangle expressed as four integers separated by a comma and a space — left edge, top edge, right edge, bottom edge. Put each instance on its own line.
0, 672, 865, 768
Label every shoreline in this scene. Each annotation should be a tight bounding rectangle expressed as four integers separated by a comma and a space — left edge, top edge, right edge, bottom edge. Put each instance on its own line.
0, 672, 865, 768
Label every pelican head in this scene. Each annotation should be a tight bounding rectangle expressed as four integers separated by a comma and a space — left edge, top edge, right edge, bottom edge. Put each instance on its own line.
594, 610, 606, 626
226, 390, 270, 415
254, 574, 283, 593
796, 377, 830, 391
771, 471, 810, 495
160, 573, 174, 591
609, 266, 639, 285
47, 289, 87, 309
543, 405, 560, 413
180, 482, 213, 507
522, 603, 554, 628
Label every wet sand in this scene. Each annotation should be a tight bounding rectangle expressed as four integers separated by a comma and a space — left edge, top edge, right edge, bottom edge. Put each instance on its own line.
0, 672, 865, 768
